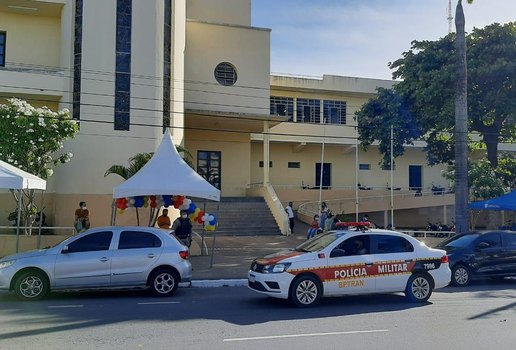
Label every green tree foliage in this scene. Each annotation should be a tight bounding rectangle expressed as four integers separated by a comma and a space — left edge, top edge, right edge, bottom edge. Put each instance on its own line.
443, 154, 515, 201
0, 98, 79, 178
0, 98, 79, 233
356, 22, 515, 168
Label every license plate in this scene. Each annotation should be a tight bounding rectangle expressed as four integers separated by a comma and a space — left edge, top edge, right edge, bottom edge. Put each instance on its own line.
249, 274, 256, 282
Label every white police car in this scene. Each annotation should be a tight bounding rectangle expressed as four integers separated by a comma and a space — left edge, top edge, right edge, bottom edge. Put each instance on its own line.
248, 227, 451, 307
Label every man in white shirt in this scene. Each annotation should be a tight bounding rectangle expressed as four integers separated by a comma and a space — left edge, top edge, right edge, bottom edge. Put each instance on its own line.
285, 201, 295, 235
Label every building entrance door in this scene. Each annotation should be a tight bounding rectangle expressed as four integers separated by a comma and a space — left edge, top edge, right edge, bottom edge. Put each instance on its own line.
409, 165, 422, 190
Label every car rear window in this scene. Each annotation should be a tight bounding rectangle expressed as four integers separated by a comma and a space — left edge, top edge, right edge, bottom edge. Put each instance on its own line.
440, 234, 479, 248
119, 231, 162, 249
374, 235, 414, 254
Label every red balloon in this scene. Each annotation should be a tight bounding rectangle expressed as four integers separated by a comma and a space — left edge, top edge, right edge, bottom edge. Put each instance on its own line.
150, 201, 157, 208
150, 195, 156, 201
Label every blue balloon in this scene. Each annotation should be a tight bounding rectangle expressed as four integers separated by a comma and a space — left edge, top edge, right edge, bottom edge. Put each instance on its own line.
186, 202, 197, 214
209, 216, 217, 226
163, 195, 172, 206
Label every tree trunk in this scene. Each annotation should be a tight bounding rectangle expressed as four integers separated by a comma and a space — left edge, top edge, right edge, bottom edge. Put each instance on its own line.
454, 0, 470, 233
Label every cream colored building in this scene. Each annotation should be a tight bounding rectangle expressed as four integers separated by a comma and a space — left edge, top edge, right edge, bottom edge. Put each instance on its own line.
0, 0, 511, 232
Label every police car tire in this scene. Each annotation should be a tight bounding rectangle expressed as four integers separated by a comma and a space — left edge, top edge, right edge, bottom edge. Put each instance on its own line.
405, 273, 433, 303
289, 275, 322, 308
451, 265, 470, 287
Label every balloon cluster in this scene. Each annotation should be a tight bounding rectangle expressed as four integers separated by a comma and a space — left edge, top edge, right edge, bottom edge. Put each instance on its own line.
115, 195, 218, 231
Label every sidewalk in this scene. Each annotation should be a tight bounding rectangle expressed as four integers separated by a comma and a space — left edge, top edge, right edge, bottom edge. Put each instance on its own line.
188, 220, 309, 285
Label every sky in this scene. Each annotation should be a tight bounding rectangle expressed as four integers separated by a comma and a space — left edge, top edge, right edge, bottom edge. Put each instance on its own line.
251, 0, 515, 80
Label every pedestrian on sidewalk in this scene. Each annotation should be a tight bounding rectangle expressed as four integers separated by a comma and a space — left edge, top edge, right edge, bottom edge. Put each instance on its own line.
172, 210, 193, 247
320, 202, 329, 229
307, 214, 320, 240
74, 201, 90, 233
157, 209, 171, 229
285, 201, 295, 235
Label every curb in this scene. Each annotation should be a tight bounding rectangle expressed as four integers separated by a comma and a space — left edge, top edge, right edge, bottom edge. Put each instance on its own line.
179, 279, 247, 288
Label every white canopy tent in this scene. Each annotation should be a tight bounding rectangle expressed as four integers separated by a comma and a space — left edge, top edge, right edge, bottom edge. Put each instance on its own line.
113, 130, 220, 201
0, 160, 47, 252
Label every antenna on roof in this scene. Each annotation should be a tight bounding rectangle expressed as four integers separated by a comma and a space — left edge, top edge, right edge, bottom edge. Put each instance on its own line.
447, 0, 454, 34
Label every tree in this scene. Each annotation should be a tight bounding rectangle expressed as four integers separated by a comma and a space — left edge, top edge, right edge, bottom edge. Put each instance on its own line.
0, 98, 79, 232
357, 22, 515, 168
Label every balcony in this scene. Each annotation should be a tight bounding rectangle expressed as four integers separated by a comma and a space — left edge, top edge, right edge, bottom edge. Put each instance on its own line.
0, 0, 66, 17
0, 64, 68, 99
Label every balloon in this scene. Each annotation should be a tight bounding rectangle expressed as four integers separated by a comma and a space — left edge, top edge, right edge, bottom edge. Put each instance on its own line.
163, 195, 172, 206
129, 198, 135, 206
186, 202, 197, 214
202, 214, 210, 222
179, 203, 190, 210
150, 201, 157, 208
205, 224, 215, 231
117, 208, 125, 214
196, 215, 203, 224
149, 195, 156, 201
143, 201, 149, 208
208, 215, 214, 222
209, 218, 217, 226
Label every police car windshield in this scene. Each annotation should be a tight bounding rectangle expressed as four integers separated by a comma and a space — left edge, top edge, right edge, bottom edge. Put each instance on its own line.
295, 232, 348, 252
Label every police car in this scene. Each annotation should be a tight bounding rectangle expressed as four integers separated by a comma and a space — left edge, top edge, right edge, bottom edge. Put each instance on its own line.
248, 225, 451, 307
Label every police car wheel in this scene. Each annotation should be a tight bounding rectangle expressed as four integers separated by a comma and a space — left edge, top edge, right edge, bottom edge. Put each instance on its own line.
451, 265, 470, 287
289, 275, 322, 308
405, 273, 432, 303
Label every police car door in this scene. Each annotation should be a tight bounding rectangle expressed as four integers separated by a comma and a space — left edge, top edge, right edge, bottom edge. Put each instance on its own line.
326, 234, 375, 296
372, 234, 415, 292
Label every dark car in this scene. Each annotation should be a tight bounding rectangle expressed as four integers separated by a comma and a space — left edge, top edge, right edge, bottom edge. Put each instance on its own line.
436, 230, 516, 286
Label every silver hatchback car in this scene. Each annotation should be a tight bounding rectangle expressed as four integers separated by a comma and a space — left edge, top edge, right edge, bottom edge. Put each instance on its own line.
0, 226, 192, 301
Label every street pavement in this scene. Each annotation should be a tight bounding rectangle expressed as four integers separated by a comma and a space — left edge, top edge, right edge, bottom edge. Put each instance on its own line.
189, 220, 309, 284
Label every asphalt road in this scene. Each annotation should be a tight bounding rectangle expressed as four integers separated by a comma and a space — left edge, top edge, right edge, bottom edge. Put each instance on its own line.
0, 280, 515, 350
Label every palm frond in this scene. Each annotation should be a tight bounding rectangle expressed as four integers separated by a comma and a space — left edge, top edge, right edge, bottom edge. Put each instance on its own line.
104, 165, 129, 179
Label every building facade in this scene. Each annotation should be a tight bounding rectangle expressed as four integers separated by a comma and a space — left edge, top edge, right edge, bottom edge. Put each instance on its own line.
0, 0, 511, 230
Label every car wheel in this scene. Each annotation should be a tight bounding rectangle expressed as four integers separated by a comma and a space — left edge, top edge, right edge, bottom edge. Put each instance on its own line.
405, 273, 433, 303
14, 271, 49, 301
289, 275, 322, 308
451, 265, 470, 287
149, 269, 179, 297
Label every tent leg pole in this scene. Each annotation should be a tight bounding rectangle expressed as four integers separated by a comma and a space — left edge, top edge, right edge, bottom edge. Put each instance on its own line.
111, 199, 116, 225
209, 204, 219, 268
16, 190, 22, 253
37, 191, 45, 249
201, 200, 206, 255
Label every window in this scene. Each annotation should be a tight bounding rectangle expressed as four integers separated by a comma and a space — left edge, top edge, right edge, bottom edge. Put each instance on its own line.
323, 100, 346, 124
296, 99, 320, 123
359, 164, 370, 170
288, 162, 300, 169
270, 96, 294, 120
476, 233, 502, 248
66, 231, 113, 253
506, 233, 516, 247
0, 32, 6, 67
259, 161, 272, 168
214, 62, 237, 86
374, 235, 414, 254
118, 231, 162, 249
197, 150, 221, 189
335, 235, 371, 256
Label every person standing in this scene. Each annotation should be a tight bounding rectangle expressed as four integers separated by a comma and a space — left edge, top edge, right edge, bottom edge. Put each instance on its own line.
320, 202, 329, 229
285, 201, 295, 235
74, 201, 90, 233
172, 210, 193, 247
307, 214, 320, 240
157, 209, 171, 229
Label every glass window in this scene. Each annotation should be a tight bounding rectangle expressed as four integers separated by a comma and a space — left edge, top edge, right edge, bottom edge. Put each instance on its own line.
197, 150, 221, 189
476, 233, 502, 248
259, 161, 272, 168
66, 231, 113, 253
119, 231, 162, 249
0, 32, 6, 67
214, 62, 237, 86
296, 99, 320, 123
288, 162, 300, 169
270, 96, 294, 120
336, 235, 371, 256
323, 100, 346, 124
374, 235, 414, 254
359, 164, 370, 170
505, 233, 516, 247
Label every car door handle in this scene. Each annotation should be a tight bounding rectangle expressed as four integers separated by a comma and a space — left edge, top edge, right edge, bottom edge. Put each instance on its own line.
147, 254, 156, 259
99, 257, 109, 262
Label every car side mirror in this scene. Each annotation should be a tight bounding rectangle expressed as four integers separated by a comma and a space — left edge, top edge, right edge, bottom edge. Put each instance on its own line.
61, 245, 69, 254
476, 242, 490, 250
330, 249, 346, 258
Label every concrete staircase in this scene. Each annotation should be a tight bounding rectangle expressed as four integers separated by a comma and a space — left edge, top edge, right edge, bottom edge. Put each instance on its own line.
192, 197, 281, 236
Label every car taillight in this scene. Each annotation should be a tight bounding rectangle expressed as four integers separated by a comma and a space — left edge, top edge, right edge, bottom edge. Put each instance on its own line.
179, 250, 189, 260
441, 255, 449, 263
